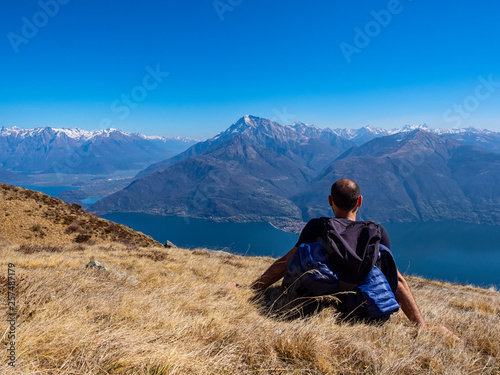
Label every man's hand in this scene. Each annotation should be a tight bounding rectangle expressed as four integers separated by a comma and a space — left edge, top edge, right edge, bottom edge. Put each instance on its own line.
250, 246, 298, 290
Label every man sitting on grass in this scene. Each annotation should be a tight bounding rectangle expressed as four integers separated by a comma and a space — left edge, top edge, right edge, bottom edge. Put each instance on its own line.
250, 178, 454, 334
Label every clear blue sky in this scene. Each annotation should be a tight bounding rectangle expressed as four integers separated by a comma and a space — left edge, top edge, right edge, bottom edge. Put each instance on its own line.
1, 0, 499, 138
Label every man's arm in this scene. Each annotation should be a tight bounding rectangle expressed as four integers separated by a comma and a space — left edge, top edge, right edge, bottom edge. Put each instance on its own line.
250, 246, 297, 290
396, 270, 428, 327
396, 271, 460, 338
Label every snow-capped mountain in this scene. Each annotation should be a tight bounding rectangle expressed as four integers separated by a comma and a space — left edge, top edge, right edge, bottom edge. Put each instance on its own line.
425, 127, 500, 153
0, 126, 197, 175
1, 126, 95, 141
92, 115, 356, 221
289, 123, 433, 145
0, 126, 195, 143
289, 122, 500, 152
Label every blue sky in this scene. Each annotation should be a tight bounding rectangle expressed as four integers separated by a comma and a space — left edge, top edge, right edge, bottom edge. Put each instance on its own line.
1, 0, 499, 138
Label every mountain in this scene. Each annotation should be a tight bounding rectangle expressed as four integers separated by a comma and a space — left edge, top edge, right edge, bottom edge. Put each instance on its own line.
92, 117, 500, 228
395, 125, 500, 153
332, 124, 500, 152
332, 125, 391, 145
0, 126, 196, 175
92, 136, 305, 223
293, 129, 500, 224
91, 116, 356, 228
135, 115, 355, 179
434, 127, 500, 153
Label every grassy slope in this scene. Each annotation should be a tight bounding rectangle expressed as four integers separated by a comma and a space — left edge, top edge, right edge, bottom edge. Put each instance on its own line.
0, 183, 160, 247
0, 184, 499, 374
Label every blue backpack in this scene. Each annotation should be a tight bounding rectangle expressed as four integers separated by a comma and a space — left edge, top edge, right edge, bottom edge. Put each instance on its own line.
282, 220, 400, 319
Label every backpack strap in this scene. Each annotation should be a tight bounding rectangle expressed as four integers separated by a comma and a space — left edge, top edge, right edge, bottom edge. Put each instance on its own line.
377, 244, 398, 295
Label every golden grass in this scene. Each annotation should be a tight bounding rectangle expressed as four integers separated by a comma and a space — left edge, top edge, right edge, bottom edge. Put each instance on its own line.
1, 242, 499, 374
0, 184, 160, 247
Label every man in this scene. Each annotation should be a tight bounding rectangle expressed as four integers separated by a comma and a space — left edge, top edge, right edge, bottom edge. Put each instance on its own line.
251, 178, 452, 332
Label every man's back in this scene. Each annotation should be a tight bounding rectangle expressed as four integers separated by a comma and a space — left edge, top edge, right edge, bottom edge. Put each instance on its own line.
282, 217, 400, 319
295, 217, 391, 251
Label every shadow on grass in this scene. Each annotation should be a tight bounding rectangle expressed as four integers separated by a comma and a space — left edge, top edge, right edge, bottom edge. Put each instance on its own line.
251, 285, 341, 321
251, 285, 390, 326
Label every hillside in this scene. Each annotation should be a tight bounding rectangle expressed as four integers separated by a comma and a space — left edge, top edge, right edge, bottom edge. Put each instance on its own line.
0, 183, 160, 247
0, 182, 499, 374
1, 242, 499, 373
91, 135, 308, 226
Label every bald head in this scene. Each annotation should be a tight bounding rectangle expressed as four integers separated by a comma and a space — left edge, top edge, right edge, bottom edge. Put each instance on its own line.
330, 178, 360, 212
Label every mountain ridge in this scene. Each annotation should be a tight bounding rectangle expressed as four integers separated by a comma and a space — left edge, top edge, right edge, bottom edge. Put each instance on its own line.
4, 117, 500, 229
294, 129, 500, 224
91, 116, 500, 229
135, 115, 356, 179
0, 126, 197, 175
0, 125, 197, 143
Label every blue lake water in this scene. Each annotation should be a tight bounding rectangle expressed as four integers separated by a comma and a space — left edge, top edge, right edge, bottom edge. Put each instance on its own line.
102, 213, 500, 288
383, 222, 500, 288
102, 213, 298, 258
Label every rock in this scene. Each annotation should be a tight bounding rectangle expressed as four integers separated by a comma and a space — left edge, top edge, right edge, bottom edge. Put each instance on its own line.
85, 260, 139, 284
164, 240, 176, 248
85, 260, 110, 271
126, 275, 139, 284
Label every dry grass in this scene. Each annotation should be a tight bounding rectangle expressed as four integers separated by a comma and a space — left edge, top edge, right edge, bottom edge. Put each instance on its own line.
0, 182, 499, 373
0, 242, 499, 374
0, 184, 160, 247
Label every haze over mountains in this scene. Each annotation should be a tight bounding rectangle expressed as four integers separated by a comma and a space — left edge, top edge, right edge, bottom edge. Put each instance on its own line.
90, 116, 500, 229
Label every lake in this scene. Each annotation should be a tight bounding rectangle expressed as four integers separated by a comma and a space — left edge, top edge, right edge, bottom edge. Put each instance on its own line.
102, 213, 298, 258
102, 213, 500, 288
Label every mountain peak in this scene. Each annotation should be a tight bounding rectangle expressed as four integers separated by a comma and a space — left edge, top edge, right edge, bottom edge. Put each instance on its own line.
289, 121, 321, 132
232, 115, 266, 128
362, 125, 383, 132
243, 114, 257, 126
396, 124, 431, 133
224, 115, 282, 135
